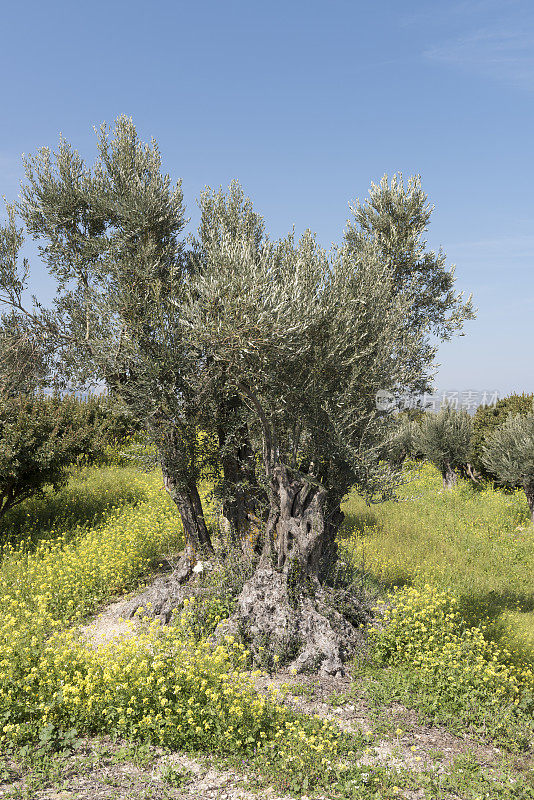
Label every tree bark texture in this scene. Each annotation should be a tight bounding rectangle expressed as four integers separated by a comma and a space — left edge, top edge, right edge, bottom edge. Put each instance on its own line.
442, 463, 457, 490
122, 458, 370, 675
220, 465, 369, 675
217, 424, 264, 556
161, 466, 213, 555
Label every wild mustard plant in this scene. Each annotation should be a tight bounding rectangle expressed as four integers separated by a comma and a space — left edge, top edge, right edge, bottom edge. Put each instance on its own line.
367, 585, 534, 746
0, 465, 366, 795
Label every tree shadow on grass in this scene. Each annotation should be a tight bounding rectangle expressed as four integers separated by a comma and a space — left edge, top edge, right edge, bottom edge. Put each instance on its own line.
339, 508, 381, 540
456, 590, 534, 669
457, 589, 534, 626
0, 469, 151, 550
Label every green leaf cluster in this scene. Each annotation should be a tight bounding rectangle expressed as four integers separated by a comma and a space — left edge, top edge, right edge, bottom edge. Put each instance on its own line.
0, 393, 137, 520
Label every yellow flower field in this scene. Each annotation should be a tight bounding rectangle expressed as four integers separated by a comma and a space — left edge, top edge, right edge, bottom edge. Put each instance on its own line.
0, 465, 348, 781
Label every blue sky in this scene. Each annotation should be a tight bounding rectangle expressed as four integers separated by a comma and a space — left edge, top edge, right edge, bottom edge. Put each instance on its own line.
1, 0, 532, 399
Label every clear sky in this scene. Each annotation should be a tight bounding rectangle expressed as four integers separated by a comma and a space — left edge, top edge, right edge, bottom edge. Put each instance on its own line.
1, 0, 532, 400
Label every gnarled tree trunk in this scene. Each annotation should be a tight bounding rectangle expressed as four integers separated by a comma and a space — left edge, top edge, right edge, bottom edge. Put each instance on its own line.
524, 481, 534, 525
161, 466, 213, 555
442, 462, 457, 490
221, 465, 369, 675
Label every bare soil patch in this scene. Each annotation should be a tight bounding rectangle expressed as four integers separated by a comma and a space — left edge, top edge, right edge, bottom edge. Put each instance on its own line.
254, 670, 508, 775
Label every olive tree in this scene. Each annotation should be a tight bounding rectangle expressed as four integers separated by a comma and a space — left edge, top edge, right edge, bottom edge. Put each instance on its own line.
1, 117, 213, 558
386, 415, 422, 466
413, 406, 473, 489
481, 413, 534, 523
1, 120, 475, 672
181, 225, 432, 672
470, 393, 534, 482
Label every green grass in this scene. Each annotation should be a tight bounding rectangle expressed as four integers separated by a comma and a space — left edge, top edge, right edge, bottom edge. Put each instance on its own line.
0, 464, 155, 549
340, 460, 534, 666
0, 461, 532, 796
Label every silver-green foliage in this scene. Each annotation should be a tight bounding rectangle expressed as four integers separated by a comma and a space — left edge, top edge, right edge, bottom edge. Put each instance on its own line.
345, 174, 475, 393
481, 414, 534, 519
185, 219, 430, 502
0, 117, 218, 550
387, 416, 422, 465
0, 119, 475, 541
413, 406, 473, 487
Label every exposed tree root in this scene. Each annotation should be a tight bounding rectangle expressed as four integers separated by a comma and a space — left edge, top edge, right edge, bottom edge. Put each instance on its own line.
121, 545, 198, 623
217, 565, 370, 676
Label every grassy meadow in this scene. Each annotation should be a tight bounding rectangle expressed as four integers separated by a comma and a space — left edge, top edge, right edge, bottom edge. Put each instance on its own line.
0, 460, 532, 798
340, 461, 534, 665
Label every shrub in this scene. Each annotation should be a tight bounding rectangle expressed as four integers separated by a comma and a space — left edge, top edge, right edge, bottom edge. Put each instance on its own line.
0, 394, 95, 519
0, 393, 142, 523
68, 394, 142, 464
470, 393, 534, 483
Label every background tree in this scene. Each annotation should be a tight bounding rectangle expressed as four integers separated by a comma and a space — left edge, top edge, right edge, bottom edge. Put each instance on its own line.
481, 414, 534, 523
413, 406, 473, 489
386, 414, 422, 466
470, 393, 534, 483
0, 394, 108, 522
6, 117, 214, 561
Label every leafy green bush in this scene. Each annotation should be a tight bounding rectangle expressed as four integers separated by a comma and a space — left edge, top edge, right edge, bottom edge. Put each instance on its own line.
0, 394, 94, 519
0, 393, 141, 523
470, 393, 534, 483
69, 394, 142, 463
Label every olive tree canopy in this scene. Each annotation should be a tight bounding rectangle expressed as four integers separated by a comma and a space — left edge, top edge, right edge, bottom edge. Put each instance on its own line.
0, 118, 475, 673
413, 406, 473, 489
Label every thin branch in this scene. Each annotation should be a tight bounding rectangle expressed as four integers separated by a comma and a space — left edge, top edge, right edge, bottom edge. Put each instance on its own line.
238, 381, 277, 475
